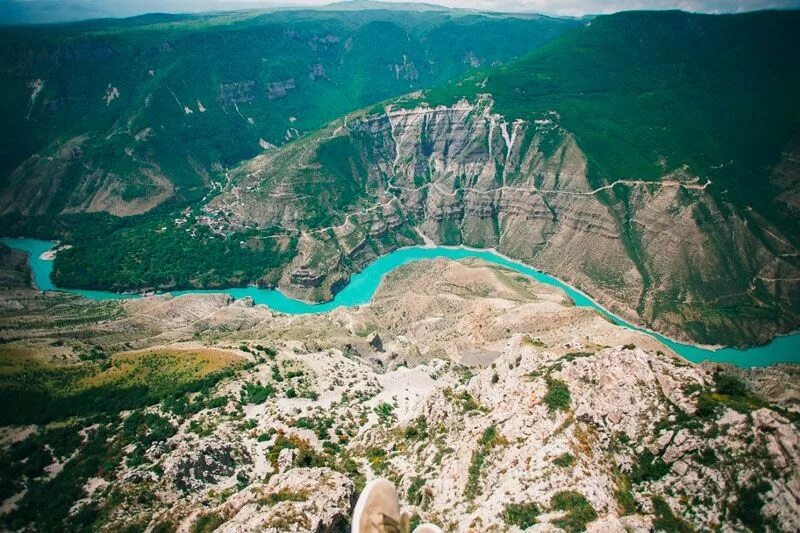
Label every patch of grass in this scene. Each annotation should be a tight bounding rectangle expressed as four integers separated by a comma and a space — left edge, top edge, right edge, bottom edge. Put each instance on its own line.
0, 349, 242, 425
464, 425, 504, 499
503, 502, 540, 529
631, 450, 671, 484
553, 453, 575, 467
614, 473, 637, 516
550, 491, 598, 532
259, 489, 308, 506
651, 496, 694, 533
543, 377, 571, 412
559, 351, 594, 362
522, 336, 546, 348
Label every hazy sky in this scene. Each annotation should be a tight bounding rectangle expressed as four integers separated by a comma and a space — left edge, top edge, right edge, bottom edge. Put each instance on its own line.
439, 0, 800, 14
2, 0, 800, 24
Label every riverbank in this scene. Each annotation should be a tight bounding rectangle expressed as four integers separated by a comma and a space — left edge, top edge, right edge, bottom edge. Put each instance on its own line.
2, 237, 798, 367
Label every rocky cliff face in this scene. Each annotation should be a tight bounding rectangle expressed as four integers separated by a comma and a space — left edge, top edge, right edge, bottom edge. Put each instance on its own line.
209, 97, 800, 346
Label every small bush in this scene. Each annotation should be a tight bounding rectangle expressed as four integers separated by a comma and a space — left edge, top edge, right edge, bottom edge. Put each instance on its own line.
695, 448, 717, 466
464, 426, 503, 499
553, 453, 575, 467
543, 377, 571, 412
407, 477, 426, 506
192, 511, 225, 533
732, 481, 772, 532
504, 502, 540, 529
240, 382, 275, 404
713, 373, 748, 397
550, 491, 598, 532
374, 403, 395, 425
403, 416, 428, 441
651, 496, 693, 533
631, 450, 671, 484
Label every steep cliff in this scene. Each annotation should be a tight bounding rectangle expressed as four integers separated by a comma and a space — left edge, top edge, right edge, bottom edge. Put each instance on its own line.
210, 95, 800, 346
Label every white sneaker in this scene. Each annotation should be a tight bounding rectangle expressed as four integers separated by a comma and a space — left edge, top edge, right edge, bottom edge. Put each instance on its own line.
352, 478, 410, 533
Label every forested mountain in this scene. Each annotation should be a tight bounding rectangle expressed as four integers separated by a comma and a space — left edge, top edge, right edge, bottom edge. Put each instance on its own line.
3, 9, 799, 347
0, 8, 575, 218
83, 9, 797, 347
2, 7, 800, 533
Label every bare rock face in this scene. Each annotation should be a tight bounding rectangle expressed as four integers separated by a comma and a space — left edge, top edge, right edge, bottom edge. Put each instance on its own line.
0, 244, 32, 289
267, 78, 296, 100
210, 95, 800, 346
208, 468, 354, 532
163, 439, 250, 493
218, 80, 256, 106
2, 258, 798, 532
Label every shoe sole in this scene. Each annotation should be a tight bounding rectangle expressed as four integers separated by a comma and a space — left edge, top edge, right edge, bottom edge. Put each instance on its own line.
351, 478, 391, 533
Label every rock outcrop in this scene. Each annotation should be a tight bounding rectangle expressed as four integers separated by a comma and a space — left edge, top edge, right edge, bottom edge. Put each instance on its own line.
2, 258, 797, 531
209, 96, 800, 346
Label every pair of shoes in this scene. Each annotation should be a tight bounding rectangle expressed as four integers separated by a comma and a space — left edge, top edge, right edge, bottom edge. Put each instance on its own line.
352, 478, 443, 533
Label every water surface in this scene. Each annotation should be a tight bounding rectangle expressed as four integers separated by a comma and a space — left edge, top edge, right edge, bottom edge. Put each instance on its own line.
2, 238, 798, 367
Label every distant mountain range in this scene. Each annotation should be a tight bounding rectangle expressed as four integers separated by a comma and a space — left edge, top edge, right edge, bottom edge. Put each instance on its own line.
0, 0, 550, 25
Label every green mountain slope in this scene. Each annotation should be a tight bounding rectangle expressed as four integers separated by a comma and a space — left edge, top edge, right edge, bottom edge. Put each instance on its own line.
425, 10, 800, 235
32, 10, 800, 347
0, 8, 575, 219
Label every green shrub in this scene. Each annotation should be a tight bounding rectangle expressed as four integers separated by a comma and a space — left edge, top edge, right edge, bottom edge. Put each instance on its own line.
631, 450, 671, 484
713, 373, 748, 397
403, 416, 428, 441
695, 448, 717, 466
121, 412, 176, 448
407, 477, 426, 506
465, 426, 503, 499
651, 496, 694, 533
732, 481, 772, 532
503, 502, 540, 529
553, 453, 575, 467
192, 511, 225, 533
240, 382, 275, 404
543, 377, 571, 412
374, 403, 395, 425
550, 491, 598, 532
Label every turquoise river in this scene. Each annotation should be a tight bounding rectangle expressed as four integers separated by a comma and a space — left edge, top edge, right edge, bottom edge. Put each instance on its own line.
2, 237, 799, 367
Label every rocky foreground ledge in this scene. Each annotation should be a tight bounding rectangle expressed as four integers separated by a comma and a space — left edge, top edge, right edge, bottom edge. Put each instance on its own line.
0, 259, 797, 531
